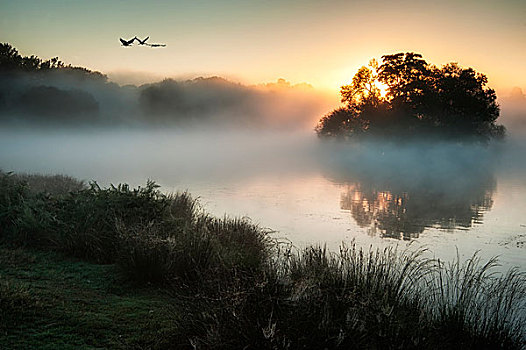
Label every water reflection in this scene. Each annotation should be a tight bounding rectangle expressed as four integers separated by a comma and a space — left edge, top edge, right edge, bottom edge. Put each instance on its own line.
340, 180, 494, 240
322, 142, 498, 240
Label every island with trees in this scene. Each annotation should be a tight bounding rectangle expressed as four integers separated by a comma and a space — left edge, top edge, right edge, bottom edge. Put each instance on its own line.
316, 53, 505, 142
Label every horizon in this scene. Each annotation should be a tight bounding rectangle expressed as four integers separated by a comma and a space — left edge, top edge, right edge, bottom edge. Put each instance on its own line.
1, 0, 525, 96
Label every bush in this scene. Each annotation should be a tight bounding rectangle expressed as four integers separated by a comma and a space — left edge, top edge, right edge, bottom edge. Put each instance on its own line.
116, 192, 272, 286
13, 173, 85, 196
52, 181, 169, 263
0, 171, 56, 246
0, 171, 29, 239
116, 222, 216, 284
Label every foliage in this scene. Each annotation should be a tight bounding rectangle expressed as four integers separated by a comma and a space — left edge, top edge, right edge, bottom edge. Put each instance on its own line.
316, 52, 505, 141
0, 43, 106, 81
177, 244, 526, 349
315, 107, 369, 139
1, 172, 525, 349
116, 206, 272, 286
12, 173, 85, 196
0, 172, 28, 238
340, 59, 382, 107
16, 86, 99, 119
50, 181, 168, 263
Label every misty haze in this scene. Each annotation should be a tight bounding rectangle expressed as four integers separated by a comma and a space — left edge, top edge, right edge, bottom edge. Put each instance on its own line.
1, 1, 526, 345
2, 45, 525, 271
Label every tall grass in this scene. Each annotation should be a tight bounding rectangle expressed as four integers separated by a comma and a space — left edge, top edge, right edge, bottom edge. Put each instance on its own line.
1, 171, 525, 348
179, 244, 525, 349
425, 253, 526, 348
279, 244, 434, 347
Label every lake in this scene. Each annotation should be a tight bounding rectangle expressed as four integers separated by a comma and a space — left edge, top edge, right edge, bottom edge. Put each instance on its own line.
1, 128, 525, 271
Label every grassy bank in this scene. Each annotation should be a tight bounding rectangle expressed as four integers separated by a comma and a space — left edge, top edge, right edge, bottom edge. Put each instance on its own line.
1, 171, 525, 349
0, 247, 181, 349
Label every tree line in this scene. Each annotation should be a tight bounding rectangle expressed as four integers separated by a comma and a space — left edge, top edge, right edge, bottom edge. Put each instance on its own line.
316, 53, 505, 141
0, 43, 106, 80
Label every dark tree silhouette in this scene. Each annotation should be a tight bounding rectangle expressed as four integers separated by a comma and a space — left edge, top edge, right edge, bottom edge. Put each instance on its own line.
0, 43, 106, 81
316, 52, 505, 141
0, 43, 109, 123
16, 86, 99, 120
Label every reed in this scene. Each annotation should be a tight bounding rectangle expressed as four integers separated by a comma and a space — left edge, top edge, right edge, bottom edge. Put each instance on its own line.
1, 171, 524, 349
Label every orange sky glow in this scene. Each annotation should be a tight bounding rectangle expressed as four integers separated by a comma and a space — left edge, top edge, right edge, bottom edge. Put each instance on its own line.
1, 0, 524, 96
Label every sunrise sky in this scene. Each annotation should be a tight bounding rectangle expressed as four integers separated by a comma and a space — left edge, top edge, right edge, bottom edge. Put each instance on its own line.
1, 0, 524, 94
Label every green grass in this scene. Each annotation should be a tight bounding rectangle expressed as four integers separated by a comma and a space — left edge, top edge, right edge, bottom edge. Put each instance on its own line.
0, 246, 182, 349
1, 170, 525, 349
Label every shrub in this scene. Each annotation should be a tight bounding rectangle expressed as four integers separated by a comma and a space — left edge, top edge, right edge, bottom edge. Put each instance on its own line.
13, 173, 85, 196
0, 171, 29, 239
116, 192, 273, 286
0, 171, 55, 245
52, 180, 169, 263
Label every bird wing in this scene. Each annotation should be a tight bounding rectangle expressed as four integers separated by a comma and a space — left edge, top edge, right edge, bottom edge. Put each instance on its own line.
126, 37, 135, 45
120, 38, 127, 45
142, 36, 149, 44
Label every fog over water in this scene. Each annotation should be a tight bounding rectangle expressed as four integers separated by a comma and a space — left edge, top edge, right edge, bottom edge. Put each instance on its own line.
1, 91, 526, 271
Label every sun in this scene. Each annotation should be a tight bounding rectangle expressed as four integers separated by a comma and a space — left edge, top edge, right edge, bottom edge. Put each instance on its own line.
374, 81, 389, 98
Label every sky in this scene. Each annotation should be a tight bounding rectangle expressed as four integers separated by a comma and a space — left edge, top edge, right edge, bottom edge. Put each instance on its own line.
1, 0, 525, 94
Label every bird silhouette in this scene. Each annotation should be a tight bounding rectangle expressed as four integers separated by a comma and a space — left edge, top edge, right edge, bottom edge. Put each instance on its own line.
148, 43, 166, 48
135, 36, 149, 45
119, 37, 136, 46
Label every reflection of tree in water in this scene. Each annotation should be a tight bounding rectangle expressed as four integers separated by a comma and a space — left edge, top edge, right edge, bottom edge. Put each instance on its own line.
321, 140, 500, 240
340, 177, 495, 240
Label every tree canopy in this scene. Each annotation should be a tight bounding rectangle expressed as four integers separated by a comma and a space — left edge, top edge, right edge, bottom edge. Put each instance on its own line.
0, 43, 107, 81
316, 52, 505, 141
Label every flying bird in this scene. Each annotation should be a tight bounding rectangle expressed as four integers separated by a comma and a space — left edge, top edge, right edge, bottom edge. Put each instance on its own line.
135, 36, 149, 45
119, 37, 136, 46
148, 43, 166, 48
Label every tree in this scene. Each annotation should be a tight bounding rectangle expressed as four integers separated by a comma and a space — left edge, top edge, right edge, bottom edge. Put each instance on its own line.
315, 107, 368, 139
316, 52, 505, 141
0, 42, 106, 82
378, 52, 431, 105
427, 63, 503, 139
340, 59, 381, 107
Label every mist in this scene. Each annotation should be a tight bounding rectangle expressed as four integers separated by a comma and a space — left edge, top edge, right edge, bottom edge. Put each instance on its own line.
1, 122, 524, 188
499, 87, 526, 138
0, 69, 336, 130
1, 67, 524, 194
1, 66, 525, 270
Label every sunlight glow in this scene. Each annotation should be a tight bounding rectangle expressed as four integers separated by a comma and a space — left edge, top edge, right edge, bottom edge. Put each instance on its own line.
374, 81, 389, 98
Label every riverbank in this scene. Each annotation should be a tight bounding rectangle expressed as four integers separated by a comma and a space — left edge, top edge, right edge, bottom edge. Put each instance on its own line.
1, 171, 525, 349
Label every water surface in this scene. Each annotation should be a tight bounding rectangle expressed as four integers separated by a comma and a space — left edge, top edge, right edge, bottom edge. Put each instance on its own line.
1, 128, 524, 270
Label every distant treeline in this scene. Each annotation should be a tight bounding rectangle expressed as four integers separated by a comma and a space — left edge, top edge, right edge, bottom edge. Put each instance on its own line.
0, 43, 107, 121
0, 43, 323, 128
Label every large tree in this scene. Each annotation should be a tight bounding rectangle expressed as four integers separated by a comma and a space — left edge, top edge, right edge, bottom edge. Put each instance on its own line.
316, 52, 504, 141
